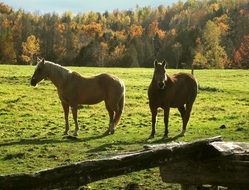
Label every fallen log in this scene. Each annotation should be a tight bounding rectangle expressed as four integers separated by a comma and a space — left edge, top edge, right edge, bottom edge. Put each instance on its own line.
160, 141, 249, 189
0, 136, 222, 190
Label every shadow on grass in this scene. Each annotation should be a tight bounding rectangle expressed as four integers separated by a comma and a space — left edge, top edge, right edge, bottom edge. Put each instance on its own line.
198, 85, 223, 92
0, 133, 108, 147
150, 134, 183, 144
0, 133, 183, 151
86, 134, 183, 153
86, 139, 146, 153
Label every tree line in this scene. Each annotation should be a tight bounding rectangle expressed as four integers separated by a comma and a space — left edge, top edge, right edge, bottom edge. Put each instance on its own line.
0, 0, 249, 68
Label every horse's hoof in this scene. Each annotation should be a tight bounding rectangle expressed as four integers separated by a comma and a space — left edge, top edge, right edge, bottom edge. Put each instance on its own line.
110, 129, 115, 135
63, 132, 69, 136
66, 135, 78, 140
148, 135, 154, 139
163, 134, 169, 139
178, 131, 185, 137
73, 131, 78, 136
103, 130, 110, 135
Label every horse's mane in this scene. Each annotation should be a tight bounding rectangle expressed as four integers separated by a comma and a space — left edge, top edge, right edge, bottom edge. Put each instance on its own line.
44, 61, 72, 81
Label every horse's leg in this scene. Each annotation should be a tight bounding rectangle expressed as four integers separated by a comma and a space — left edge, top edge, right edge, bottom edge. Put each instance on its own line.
178, 106, 186, 136
163, 107, 170, 138
61, 101, 70, 135
105, 101, 114, 135
71, 106, 79, 136
149, 105, 157, 138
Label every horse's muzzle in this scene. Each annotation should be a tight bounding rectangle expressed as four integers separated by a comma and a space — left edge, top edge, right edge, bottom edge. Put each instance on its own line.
30, 78, 37, 86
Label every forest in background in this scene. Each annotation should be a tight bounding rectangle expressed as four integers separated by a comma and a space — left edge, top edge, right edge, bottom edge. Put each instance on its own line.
0, 0, 249, 68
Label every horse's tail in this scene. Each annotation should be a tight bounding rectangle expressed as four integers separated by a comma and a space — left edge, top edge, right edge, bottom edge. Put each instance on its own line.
186, 76, 198, 116
191, 77, 198, 103
119, 91, 125, 113
114, 84, 125, 127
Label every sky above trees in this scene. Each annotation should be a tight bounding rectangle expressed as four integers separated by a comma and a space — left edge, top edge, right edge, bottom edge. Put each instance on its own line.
1, 0, 184, 14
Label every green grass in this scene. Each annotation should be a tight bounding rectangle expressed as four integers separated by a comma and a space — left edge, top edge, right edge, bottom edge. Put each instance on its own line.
0, 65, 249, 189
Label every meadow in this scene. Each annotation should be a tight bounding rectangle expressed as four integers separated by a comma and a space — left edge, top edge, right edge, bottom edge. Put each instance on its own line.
0, 65, 249, 189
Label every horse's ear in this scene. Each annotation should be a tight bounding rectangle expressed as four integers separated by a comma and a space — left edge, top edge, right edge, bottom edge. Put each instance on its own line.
154, 60, 158, 68
41, 58, 45, 65
162, 60, 167, 68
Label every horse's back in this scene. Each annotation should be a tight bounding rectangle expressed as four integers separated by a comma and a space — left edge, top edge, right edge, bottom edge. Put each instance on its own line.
148, 72, 197, 108
69, 72, 123, 89
97, 73, 124, 88
171, 73, 197, 104
96, 73, 125, 99
172, 73, 197, 89
63, 72, 124, 106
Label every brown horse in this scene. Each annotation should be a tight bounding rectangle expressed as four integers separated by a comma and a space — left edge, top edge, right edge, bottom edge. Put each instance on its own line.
148, 60, 197, 138
31, 58, 125, 136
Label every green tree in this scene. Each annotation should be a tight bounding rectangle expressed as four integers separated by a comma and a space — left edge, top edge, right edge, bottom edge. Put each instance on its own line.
202, 20, 228, 68
172, 42, 182, 69
193, 52, 208, 69
0, 35, 16, 64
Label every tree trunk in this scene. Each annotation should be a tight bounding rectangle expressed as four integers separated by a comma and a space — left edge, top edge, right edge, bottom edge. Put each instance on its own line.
0, 136, 222, 190
160, 141, 249, 188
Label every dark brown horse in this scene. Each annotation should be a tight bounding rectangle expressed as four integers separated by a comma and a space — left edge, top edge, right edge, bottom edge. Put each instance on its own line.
31, 58, 125, 136
148, 60, 197, 138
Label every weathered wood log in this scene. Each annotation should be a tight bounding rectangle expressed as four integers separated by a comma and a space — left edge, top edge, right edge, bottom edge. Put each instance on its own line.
160, 141, 249, 189
0, 136, 222, 190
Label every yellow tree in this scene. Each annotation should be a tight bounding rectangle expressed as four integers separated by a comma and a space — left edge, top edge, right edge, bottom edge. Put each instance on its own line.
82, 22, 103, 39
147, 21, 166, 39
21, 35, 40, 64
213, 14, 230, 34
129, 24, 143, 38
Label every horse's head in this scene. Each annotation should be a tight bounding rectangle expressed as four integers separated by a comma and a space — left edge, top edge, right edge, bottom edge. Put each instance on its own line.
153, 60, 167, 89
31, 58, 47, 86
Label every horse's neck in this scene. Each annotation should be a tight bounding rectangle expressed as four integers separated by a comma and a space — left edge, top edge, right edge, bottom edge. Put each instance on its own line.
46, 62, 70, 88
152, 73, 169, 83
151, 74, 172, 88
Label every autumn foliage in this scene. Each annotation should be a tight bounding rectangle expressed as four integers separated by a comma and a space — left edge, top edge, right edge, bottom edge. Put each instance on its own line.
21, 35, 40, 64
233, 35, 249, 68
0, 1, 249, 68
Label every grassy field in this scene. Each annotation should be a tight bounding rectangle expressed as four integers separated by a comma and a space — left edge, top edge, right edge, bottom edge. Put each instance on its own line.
0, 65, 249, 189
